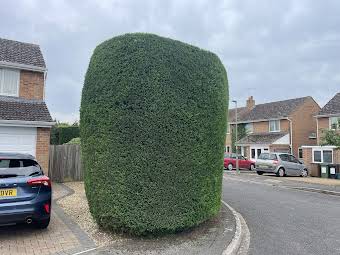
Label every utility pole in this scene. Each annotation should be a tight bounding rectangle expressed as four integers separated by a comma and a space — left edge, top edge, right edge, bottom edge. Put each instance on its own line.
232, 100, 240, 174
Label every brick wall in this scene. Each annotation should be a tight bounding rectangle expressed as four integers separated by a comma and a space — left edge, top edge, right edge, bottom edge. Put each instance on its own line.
317, 117, 329, 145
289, 97, 320, 157
19, 70, 44, 100
252, 119, 289, 133
334, 149, 340, 164
302, 147, 319, 176
253, 121, 268, 133
36, 128, 51, 174
269, 144, 291, 153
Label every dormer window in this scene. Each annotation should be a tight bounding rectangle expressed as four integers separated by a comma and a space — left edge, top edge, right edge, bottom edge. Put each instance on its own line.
0, 68, 20, 97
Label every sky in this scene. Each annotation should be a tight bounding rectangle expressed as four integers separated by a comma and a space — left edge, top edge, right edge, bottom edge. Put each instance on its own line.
1, 0, 339, 122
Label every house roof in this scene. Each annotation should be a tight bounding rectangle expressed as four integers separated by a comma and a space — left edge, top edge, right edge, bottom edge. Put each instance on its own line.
0, 38, 46, 68
318, 92, 340, 116
229, 97, 311, 123
237, 132, 288, 145
0, 96, 53, 123
228, 107, 249, 122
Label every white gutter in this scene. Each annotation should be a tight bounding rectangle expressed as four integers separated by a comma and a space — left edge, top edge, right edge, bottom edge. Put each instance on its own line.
229, 117, 286, 125
0, 120, 55, 127
287, 117, 293, 154
0, 61, 46, 73
315, 113, 340, 118
316, 118, 319, 145
301, 145, 336, 149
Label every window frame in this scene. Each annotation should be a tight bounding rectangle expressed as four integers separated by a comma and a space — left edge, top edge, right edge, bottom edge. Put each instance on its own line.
226, 124, 230, 134
0, 68, 20, 97
298, 148, 303, 159
312, 148, 333, 163
244, 123, 253, 134
329, 116, 340, 130
269, 120, 280, 132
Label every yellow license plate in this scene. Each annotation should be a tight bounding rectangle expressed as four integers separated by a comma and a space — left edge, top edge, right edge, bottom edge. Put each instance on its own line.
0, 189, 17, 197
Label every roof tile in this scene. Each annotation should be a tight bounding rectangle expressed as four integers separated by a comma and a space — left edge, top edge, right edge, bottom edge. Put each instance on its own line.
229, 97, 310, 122
0, 38, 45, 68
318, 92, 340, 116
0, 96, 53, 122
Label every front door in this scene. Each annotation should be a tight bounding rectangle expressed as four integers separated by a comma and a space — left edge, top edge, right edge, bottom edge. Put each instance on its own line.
250, 146, 269, 160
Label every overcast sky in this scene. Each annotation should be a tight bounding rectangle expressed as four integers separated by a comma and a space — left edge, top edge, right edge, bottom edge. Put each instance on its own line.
1, 0, 339, 122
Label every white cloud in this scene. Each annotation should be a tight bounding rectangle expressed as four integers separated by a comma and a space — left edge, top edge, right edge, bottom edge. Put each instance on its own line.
1, 0, 340, 121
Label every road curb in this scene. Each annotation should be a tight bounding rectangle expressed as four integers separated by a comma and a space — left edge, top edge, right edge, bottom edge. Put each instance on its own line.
221, 200, 250, 255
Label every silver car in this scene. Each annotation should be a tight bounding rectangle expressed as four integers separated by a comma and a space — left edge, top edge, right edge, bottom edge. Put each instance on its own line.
255, 152, 308, 177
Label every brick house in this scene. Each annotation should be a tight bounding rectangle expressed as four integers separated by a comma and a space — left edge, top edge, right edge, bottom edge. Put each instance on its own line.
226, 96, 320, 160
302, 92, 340, 176
0, 38, 54, 172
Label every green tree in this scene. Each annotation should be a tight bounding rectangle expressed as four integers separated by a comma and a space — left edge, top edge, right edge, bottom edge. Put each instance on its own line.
321, 130, 340, 148
321, 118, 340, 148
231, 124, 247, 153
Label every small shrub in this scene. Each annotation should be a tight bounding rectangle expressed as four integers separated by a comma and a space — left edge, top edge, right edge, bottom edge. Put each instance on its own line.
66, 137, 81, 145
50, 126, 80, 145
80, 33, 228, 235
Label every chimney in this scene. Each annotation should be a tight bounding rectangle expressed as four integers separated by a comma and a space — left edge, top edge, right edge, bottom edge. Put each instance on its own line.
246, 96, 255, 110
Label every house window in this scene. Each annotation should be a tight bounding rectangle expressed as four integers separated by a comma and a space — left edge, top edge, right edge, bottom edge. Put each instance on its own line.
323, 150, 333, 163
313, 150, 322, 163
225, 146, 230, 153
298, 148, 303, 159
330, 117, 340, 130
269, 120, 280, 132
313, 149, 333, 163
251, 149, 256, 159
244, 123, 253, 133
0, 68, 20, 96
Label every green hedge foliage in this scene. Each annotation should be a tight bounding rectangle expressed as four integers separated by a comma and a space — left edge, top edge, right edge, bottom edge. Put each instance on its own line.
50, 126, 80, 145
80, 33, 228, 235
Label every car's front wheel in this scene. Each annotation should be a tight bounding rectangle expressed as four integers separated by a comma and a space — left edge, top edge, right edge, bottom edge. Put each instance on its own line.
301, 169, 308, 177
276, 168, 285, 177
250, 164, 255, 171
228, 163, 233, 171
35, 217, 50, 229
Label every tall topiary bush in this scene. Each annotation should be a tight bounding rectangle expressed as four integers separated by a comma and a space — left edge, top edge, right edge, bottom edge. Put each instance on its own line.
80, 33, 228, 235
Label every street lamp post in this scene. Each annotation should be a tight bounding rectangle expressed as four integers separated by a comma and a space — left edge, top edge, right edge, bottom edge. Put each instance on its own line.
232, 100, 240, 174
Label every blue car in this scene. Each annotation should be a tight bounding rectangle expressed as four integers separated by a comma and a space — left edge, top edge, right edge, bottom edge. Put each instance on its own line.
0, 152, 51, 228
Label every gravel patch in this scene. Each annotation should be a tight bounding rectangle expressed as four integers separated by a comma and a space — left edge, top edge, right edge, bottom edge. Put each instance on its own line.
56, 182, 122, 247
57, 182, 236, 254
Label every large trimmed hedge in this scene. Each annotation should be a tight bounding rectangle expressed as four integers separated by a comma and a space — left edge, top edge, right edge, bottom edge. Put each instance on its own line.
80, 33, 228, 235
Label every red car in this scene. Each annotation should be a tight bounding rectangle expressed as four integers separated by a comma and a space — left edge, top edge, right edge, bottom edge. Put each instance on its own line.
224, 153, 255, 171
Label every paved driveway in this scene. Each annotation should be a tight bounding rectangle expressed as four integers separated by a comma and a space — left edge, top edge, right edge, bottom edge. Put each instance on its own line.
0, 183, 95, 255
223, 171, 340, 255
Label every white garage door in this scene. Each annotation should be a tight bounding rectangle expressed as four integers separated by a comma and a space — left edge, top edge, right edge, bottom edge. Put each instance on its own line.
0, 126, 37, 156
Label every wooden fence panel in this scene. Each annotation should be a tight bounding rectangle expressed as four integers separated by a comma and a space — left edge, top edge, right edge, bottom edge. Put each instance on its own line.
48, 144, 83, 182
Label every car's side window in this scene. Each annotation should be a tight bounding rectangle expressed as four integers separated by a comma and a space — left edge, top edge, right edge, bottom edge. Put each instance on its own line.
289, 155, 299, 164
279, 154, 289, 162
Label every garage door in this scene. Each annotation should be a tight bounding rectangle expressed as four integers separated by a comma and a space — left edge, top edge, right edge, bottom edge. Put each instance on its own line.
0, 126, 37, 156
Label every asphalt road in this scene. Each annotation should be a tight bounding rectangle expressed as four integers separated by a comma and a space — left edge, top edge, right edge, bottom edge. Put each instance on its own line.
222, 172, 340, 255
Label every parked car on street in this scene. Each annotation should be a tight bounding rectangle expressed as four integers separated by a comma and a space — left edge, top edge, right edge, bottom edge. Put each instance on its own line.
224, 153, 256, 171
255, 152, 308, 177
0, 153, 51, 228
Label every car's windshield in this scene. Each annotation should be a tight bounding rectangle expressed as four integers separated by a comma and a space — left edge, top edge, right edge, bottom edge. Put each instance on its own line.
0, 159, 41, 178
258, 153, 277, 160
